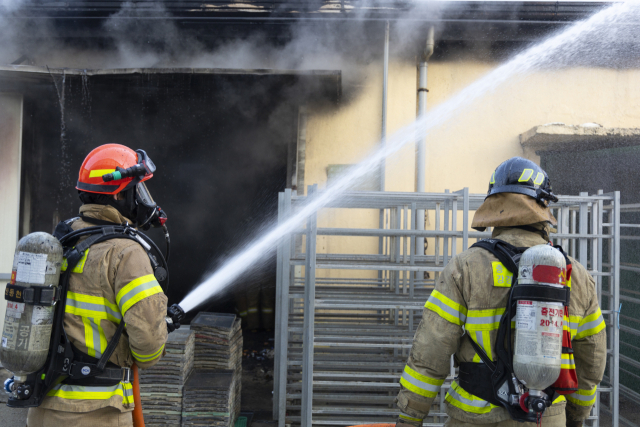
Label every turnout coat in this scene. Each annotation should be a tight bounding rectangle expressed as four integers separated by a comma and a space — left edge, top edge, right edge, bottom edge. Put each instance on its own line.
396, 225, 606, 425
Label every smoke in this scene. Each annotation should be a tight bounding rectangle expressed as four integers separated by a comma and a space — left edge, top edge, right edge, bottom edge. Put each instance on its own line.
0, 1, 450, 90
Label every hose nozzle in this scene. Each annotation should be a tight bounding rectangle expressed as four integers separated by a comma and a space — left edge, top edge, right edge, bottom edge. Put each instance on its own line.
166, 304, 186, 333
168, 304, 185, 322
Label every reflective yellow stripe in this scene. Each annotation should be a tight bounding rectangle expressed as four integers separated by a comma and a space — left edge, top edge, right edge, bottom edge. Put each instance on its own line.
553, 394, 566, 404
534, 172, 545, 186
445, 381, 498, 414
491, 262, 513, 287
481, 330, 493, 360
399, 365, 444, 398
567, 386, 597, 406
465, 308, 505, 332
132, 344, 165, 363
89, 169, 116, 178
518, 168, 534, 182
575, 308, 605, 340
561, 353, 576, 369
47, 382, 134, 405
116, 274, 163, 315
66, 292, 122, 323
565, 314, 581, 339
83, 317, 96, 358
97, 321, 107, 357
489, 172, 495, 185
425, 290, 467, 326
61, 249, 90, 273
82, 317, 106, 358
399, 413, 422, 422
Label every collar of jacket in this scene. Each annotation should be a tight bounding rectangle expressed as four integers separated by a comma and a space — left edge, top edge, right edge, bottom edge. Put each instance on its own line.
79, 204, 133, 226
491, 223, 550, 247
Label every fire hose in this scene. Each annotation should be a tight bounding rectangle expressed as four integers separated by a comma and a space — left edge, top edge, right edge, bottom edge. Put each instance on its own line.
132, 364, 145, 427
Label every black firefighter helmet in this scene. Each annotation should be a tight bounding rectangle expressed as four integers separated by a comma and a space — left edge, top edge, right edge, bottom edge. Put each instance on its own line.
487, 157, 558, 206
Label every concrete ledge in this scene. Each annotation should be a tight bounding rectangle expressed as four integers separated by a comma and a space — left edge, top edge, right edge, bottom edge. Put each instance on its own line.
520, 123, 640, 152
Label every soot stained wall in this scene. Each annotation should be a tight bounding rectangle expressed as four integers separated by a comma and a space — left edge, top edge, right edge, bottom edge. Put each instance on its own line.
20, 73, 309, 309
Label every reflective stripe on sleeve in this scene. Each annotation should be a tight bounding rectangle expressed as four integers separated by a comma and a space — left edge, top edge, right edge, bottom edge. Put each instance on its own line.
132, 344, 165, 363
575, 309, 605, 340
66, 292, 122, 323
445, 381, 499, 414
399, 365, 444, 398
399, 413, 422, 423
567, 385, 597, 407
565, 314, 581, 339
425, 290, 467, 326
561, 353, 576, 370
47, 382, 134, 404
116, 274, 163, 315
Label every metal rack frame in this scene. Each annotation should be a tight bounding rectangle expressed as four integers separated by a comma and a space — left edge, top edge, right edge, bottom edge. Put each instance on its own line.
274, 188, 621, 426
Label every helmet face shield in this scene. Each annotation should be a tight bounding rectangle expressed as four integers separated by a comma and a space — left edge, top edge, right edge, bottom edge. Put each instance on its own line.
135, 182, 158, 228
136, 182, 156, 209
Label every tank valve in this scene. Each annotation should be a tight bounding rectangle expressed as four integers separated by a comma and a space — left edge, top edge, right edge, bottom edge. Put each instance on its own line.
4, 377, 14, 395
16, 383, 32, 400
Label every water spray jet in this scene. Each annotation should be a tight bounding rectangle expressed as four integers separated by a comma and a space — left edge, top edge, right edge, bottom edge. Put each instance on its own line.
179, 0, 638, 314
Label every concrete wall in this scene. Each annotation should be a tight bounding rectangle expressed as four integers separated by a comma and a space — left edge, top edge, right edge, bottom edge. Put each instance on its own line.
0, 93, 23, 336
303, 58, 640, 266
307, 60, 640, 196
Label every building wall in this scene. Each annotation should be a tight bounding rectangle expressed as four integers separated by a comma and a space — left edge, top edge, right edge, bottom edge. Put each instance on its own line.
0, 93, 23, 335
304, 58, 640, 266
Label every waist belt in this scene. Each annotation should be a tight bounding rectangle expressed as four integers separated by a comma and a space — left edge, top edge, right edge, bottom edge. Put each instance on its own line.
62, 342, 131, 387
64, 365, 131, 387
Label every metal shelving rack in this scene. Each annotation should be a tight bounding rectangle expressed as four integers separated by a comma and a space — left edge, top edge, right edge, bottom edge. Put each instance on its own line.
274, 188, 621, 427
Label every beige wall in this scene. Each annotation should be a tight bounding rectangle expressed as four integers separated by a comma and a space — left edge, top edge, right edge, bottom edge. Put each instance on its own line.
0, 93, 23, 334
303, 59, 640, 265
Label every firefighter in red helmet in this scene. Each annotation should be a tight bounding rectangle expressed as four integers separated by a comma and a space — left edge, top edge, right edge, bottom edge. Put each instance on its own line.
27, 144, 169, 427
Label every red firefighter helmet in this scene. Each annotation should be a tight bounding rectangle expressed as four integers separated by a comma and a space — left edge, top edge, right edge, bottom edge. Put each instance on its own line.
76, 144, 154, 195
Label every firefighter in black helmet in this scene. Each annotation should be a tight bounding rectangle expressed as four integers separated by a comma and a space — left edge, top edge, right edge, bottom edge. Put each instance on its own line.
395, 157, 606, 427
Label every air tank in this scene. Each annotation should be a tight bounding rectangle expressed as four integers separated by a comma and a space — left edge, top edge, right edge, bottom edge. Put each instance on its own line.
0, 233, 63, 379
513, 244, 565, 392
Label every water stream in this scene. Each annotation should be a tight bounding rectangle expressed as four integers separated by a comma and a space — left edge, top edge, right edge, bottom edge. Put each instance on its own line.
180, 0, 639, 313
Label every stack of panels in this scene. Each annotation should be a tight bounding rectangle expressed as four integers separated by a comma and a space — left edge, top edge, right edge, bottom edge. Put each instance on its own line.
190, 312, 242, 422
182, 370, 239, 427
140, 328, 195, 426
191, 312, 242, 371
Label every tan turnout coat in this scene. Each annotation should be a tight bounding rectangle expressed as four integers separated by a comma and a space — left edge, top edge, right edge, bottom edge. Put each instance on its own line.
33, 204, 168, 415
396, 225, 606, 426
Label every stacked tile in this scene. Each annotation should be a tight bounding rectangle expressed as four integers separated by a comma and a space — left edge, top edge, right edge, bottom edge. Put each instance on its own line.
191, 312, 242, 371
190, 313, 243, 423
140, 327, 195, 426
181, 370, 238, 427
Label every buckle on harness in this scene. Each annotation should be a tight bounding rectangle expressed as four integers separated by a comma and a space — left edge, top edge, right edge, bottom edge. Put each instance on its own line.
121, 367, 132, 384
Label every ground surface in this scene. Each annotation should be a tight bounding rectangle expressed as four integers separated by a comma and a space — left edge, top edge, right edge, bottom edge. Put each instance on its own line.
3, 336, 639, 427
0, 330, 277, 427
